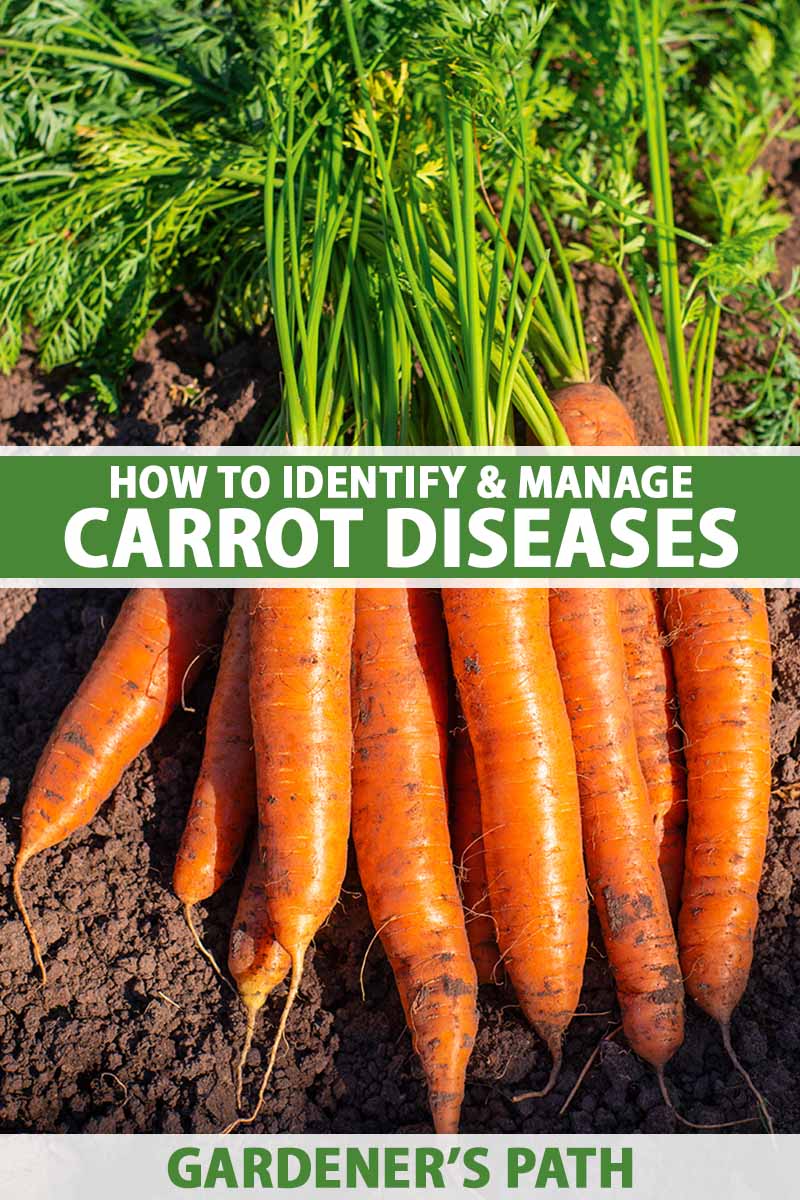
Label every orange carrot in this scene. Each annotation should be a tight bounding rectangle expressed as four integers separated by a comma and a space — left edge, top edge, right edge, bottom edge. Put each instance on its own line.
449, 715, 500, 984
549, 587, 684, 1073
229, 587, 355, 1130
228, 841, 292, 1107
617, 588, 687, 918
552, 382, 638, 447
661, 587, 771, 1115
443, 588, 587, 1095
554, 388, 689, 920
351, 588, 478, 1134
174, 591, 255, 972
14, 588, 223, 982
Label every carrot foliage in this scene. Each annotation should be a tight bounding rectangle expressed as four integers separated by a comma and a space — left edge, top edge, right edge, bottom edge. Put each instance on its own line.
536, 0, 798, 445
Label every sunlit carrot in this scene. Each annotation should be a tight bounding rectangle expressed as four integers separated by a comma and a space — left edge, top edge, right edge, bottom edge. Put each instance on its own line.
14, 588, 223, 982
549, 587, 684, 1075
443, 587, 587, 1095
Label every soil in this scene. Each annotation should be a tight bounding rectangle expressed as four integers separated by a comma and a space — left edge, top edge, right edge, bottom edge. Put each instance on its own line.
0, 588, 798, 1136
0, 117, 797, 1140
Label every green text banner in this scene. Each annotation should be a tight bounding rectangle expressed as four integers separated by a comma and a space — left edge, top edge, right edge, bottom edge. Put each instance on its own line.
0, 448, 796, 584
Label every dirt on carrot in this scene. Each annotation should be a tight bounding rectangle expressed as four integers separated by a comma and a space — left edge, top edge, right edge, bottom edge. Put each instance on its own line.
0, 587, 799, 1133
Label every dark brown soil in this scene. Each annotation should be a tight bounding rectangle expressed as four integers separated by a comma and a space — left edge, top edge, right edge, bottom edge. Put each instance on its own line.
0, 587, 798, 1136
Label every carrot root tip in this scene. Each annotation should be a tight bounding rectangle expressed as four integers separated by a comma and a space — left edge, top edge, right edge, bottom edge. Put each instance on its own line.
222, 951, 304, 1135
235, 1006, 259, 1111
657, 1063, 761, 1131
513, 1041, 562, 1103
13, 859, 47, 986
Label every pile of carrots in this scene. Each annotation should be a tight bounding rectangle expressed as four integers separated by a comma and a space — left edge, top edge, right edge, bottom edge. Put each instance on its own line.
13, 480, 773, 1133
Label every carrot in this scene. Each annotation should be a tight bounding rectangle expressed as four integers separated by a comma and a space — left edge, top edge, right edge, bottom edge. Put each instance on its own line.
661, 587, 772, 1122
228, 841, 292, 1107
554, 388, 689, 917
442, 588, 587, 1095
617, 588, 687, 918
549, 587, 684, 1074
14, 587, 223, 983
229, 586, 355, 1130
173, 590, 255, 974
552, 382, 638, 448
351, 588, 478, 1134
449, 715, 500, 985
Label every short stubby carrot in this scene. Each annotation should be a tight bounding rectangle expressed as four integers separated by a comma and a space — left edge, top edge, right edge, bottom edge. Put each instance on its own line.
549, 588, 684, 1071
352, 589, 478, 1134
174, 591, 255, 939
442, 588, 587, 1094
231, 587, 355, 1129
229, 841, 292, 1107
14, 587, 224, 981
661, 588, 772, 1028
617, 588, 687, 918
449, 715, 500, 985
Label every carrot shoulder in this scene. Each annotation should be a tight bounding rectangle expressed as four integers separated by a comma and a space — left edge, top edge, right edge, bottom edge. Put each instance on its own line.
352, 588, 478, 1135
14, 587, 223, 981
549, 588, 684, 1070
443, 588, 587, 1094
552, 382, 638, 447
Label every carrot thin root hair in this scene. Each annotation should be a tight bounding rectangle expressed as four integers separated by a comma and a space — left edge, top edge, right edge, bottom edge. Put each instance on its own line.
656, 1067, 762, 1132
720, 1023, 774, 1135
183, 903, 233, 992
223, 951, 305, 1135
558, 1025, 622, 1117
13, 860, 46, 986
234, 1004, 259, 1111
512, 1037, 563, 1102
359, 915, 401, 1002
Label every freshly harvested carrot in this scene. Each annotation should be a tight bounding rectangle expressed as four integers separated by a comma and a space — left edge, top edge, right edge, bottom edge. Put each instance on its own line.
449, 716, 500, 985
554, 389, 689, 919
549, 587, 684, 1073
14, 588, 223, 983
443, 588, 587, 1095
228, 841, 292, 1107
661, 589, 771, 1043
174, 591, 255, 972
352, 589, 478, 1134
617, 588, 687, 918
230, 587, 355, 1130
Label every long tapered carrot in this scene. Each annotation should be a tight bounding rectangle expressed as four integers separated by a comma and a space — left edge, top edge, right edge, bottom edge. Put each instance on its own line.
174, 590, 255, 973
554, 386, 688, 917
14, 588, 224, 982
549, 587, 684, 1072
228, 841, 292, 1108
228, 586, 355, 1131
662, 589, 771, 1057
351, 588, 478, 1134
442, 588, 587, 1095
449, 714, 500, 985
617, 588, 687, 918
